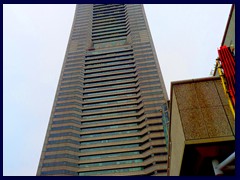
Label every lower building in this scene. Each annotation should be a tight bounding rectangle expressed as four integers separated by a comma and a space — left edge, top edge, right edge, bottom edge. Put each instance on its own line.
167, 5, 235, 175
167, 77, 235, 175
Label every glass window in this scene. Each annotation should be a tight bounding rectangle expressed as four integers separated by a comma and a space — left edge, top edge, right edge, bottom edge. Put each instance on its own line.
80, 136, 140, 145
85, 63, 134, 72
59, 86, 83, 91
85, 68, 135, 76
84, 87, 136, 97
51, 126, 80, 131
61, 81, 83, 86
85, 61, 134, 72
79, 158, 143, 168
84, 78, 135, 88
79, 151, 140, 160
49, 132, 80, 138
80, 144, 139, 153
53, 113, 81, 119
83, 99, 136, 107
55, 107, 81, 113
81, 123, 137, 132
63, 72, 82, 77
52, 119, 81, 125
46, 146, 78, 152
45, 153, 78, 160
78, 167, 142, 176
81, 117, 137, 126
41, 170, 77, 175
83, 93, 136, 102
85, 55, 133, 64
58, 91, 82, 96
82, 110, 137, 119
81, 129, 138, 139
84, 72, 135, 82
142, 91, 162, 96
143, 96, 164, 102
83, 104, 137, 113
56, 102, 82, 107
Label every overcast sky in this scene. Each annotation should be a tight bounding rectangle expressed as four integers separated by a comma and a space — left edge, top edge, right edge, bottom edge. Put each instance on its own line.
3, 4, 231, 176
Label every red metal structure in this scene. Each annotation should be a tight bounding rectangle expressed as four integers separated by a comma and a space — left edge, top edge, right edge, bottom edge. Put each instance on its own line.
217, 46, 235, 108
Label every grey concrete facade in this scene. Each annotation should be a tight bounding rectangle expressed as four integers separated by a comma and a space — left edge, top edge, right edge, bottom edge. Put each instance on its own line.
221, 5, 235, 47
214, 4, 235, 77
37, 4, 169, 176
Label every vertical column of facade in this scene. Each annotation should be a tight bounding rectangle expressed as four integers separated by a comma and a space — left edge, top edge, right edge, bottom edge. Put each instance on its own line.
37, 4, 93, 176
78, 4, 145, 175
126, 4, 169, 175
77, 4, 168, 176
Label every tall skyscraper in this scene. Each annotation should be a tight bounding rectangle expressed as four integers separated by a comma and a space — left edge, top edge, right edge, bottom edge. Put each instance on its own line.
37, 4, 169, 176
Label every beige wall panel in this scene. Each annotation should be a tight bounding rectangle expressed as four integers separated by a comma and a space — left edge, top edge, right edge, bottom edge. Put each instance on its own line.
201, 107, 233, 137
174, 83, 199, 110
194, 81, 222, 108
169, 91, 185, 176
223, 105, 235, 135
180, 108, 208, 140
214, 80, 229, 105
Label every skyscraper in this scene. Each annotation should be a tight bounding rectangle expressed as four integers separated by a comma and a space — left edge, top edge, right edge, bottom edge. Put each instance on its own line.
37, 4, 169, 176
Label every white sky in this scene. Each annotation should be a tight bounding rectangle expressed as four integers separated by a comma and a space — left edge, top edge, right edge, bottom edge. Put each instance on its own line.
3, 4, 231, 176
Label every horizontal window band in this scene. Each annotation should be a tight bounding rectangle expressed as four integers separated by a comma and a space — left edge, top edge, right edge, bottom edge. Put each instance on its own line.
48, 139, 80, 145
52, 119, 81, 125
44, 153, 79, 160
40, 170, 77, 175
